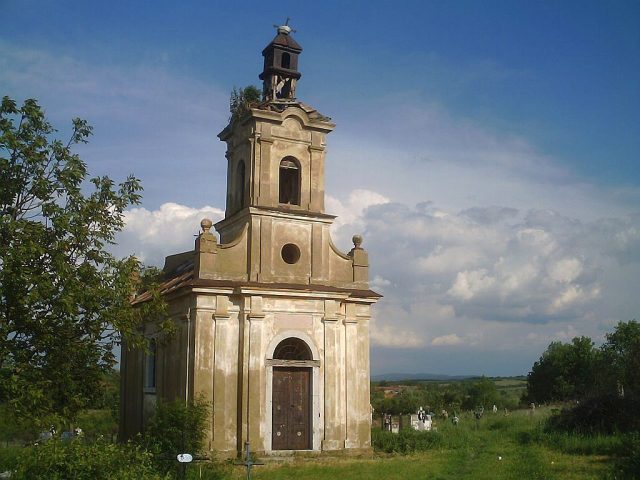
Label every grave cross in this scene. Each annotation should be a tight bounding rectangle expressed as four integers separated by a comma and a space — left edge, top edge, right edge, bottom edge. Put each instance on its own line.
235, 441, 264, 480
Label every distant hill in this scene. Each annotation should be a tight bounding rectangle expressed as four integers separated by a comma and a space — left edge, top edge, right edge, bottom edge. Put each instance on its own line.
371, 373, 476, 382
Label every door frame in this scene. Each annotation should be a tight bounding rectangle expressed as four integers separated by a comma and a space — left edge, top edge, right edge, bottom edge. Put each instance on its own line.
265, 331, 321, 452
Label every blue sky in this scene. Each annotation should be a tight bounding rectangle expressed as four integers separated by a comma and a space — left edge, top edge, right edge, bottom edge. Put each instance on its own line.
2, 0, 639, 376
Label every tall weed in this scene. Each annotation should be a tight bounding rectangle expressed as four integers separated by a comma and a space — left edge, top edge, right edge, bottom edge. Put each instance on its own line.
610, 432, 640, 480
372, 428, 443, 453
11, 438, 163, 480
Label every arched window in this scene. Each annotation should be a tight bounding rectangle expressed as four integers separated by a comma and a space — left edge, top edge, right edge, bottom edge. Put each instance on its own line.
281, 52, 291, 69
144, 338, 157, 390
273, 337, 312, 360
237, 160, 246, 208
279, 157, 300, 205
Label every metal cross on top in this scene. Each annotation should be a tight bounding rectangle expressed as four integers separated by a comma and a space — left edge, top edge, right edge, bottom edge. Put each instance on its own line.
274, 17, 296, 34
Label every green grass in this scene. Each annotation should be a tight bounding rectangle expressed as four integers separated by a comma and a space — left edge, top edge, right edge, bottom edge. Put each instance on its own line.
0, 445, 21, 472
0, 407, 629, 479
492, 377, 527, 388
240, 408, 620, 480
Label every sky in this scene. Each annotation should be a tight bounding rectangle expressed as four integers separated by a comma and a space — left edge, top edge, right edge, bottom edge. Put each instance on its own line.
2, 0, 639, 376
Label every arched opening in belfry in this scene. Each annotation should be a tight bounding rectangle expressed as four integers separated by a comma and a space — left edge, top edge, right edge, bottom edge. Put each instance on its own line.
279, 157, 301, 205
281, 52, 291, 69
236, 160, 246, 208
273, 337, 312, 360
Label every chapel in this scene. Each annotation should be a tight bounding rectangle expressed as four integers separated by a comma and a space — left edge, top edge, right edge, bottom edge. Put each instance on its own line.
120, 24, 380, 456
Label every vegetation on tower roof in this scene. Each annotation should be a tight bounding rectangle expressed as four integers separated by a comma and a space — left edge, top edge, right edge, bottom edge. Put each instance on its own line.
229, 85, 261, 122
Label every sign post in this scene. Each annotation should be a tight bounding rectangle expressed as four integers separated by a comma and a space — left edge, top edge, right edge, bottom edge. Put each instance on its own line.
177, 452, 193, 480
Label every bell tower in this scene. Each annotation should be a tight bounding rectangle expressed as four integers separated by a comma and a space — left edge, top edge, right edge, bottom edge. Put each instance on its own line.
259, 20, 302, 101
216, 23, 345, 286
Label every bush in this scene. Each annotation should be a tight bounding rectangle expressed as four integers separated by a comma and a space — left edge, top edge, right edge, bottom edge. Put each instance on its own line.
372, 428, 443, 454
143, 397, 209, 457
0, 404, 42, 446
546, 394, 640, 435
0, 446, 21, 472
611, 432, 640, 479
76, 409, 118, 441
11, 438, 164, 480
142, 396, 228, 478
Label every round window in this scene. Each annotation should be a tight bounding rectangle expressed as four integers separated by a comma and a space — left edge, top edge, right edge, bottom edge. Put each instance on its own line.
281, 243, 301, 264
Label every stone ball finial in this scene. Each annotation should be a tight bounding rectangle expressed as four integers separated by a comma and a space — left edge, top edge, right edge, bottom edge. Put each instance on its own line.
352, 234, 363, 249
200, 218, 213, 233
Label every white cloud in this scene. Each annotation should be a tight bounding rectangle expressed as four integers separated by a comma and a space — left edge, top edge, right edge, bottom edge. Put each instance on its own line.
370, 275, 391, 290
334, 192, 640, 367
6, 40, 637, 375
547, 258, 583, 284
370, 319, 426, 348
326, 189, 389, 248
113, 203, 224, 266
326, 99, 639, 226
548, 285, 600, 315
448, 269, 497, 301
431, 334, 464, 346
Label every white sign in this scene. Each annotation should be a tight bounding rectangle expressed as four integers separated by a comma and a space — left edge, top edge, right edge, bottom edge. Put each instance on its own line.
177, 453, 193, 463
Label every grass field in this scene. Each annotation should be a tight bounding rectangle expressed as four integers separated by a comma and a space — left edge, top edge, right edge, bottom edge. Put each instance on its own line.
235, 408, 620, 480
0, 405, 629, 479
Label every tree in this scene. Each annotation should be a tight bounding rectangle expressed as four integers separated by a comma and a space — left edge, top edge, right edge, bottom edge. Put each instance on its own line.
458, 377, 500, 411
0, 96, 166, 423
526, 336, 598, 403
601, 320, 640, 397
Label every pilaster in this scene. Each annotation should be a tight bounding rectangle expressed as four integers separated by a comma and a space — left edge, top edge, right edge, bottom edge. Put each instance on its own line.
192, 305, 216, 450
211, 296, 238, 454
308, 142, 325, 212
256, 130, 274, 206
246, 296, 266, 451
344, 303, 359, 448
321, 299, 345, 450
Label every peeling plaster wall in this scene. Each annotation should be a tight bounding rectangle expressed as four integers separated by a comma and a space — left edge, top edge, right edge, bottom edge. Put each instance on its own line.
169, 290, 374, 455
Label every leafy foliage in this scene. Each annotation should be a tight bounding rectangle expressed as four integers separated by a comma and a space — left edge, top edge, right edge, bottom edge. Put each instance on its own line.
526, 320, 640, 448
601, 320, 640, 398
143, 396, 211, 476
372, 428, 443, 453
611, 432, 640, 480
462, 376, 501, 410
0, 96, 167, 423
526, 336, 598, 404
546, 394, 640, 435
0, 403, 41, 446
229, 85, 262, 122
11, 438, 165, 480
371, 376, 517, 416
525, 321, 640, 405
89, 369, 121, 423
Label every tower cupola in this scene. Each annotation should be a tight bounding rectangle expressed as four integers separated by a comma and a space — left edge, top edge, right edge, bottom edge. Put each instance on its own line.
259, 21, 302, 101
